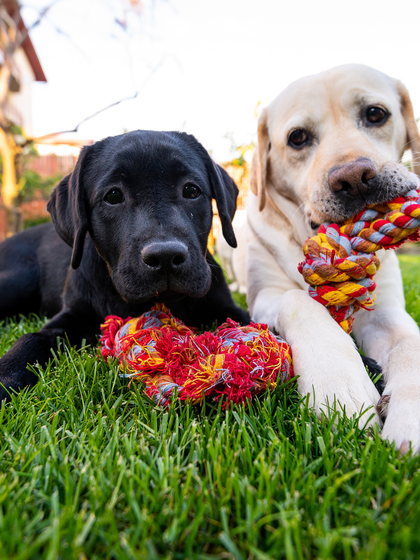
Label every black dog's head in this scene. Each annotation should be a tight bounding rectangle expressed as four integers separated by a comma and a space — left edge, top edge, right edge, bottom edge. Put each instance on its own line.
47, 130, 238, 303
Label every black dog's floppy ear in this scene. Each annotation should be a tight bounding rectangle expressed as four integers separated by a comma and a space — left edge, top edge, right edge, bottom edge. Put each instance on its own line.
47, 145, 92, 269
206, 160, 238, 248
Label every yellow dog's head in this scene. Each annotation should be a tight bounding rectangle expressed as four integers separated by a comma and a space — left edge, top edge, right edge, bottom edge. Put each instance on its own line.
251, 64, 420, 227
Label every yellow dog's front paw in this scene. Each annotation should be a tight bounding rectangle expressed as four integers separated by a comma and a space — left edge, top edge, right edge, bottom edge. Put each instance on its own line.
381, 386, 420, 455
297, 368, 382, 430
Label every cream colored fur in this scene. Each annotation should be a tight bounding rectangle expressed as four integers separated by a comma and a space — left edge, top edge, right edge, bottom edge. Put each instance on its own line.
245, 64, 420, 453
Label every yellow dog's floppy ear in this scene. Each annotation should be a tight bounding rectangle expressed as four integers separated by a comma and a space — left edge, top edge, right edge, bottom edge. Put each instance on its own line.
250, 107, 270, 212
395, 80, 420, 177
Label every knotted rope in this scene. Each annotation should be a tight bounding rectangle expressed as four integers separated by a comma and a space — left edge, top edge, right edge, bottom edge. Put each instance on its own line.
100, 304, 293, 406
298, 187, 420, 333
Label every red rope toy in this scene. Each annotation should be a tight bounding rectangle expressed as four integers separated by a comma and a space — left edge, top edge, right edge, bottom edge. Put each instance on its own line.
298, 187, 420, 333
99, 188, 420, 405
100, 304, 293, 406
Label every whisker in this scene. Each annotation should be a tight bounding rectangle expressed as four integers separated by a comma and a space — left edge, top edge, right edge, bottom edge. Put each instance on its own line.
401, 138, 419, 152
290, 200, 307, 223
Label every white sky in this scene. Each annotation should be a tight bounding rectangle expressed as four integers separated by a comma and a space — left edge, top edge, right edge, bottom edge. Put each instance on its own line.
23, 0, 420, 161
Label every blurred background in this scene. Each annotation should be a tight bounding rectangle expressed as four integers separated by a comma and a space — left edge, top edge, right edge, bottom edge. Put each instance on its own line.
0, 0, 419, 243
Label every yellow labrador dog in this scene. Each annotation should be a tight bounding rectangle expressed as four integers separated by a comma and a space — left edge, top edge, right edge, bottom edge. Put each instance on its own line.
245, 64, 420, 453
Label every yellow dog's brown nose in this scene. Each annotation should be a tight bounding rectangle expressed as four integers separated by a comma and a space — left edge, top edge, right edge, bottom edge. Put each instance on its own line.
329, 158, 377, 196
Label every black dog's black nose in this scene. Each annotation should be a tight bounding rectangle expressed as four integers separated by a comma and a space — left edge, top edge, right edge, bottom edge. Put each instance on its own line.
329, 158, 377, 196
141, 242, 188, 271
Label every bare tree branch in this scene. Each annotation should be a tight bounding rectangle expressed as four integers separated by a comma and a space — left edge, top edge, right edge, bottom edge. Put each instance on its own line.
0, 0, 163, 234
11, 0, 61, 52
32, 91, 139, 141
32, 54, 168, 142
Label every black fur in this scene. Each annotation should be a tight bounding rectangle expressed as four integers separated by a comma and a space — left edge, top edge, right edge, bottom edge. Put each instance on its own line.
361, 355, 384, 394
0, 130, 249, 401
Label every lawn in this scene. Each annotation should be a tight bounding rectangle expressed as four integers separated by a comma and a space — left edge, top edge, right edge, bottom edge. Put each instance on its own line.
1, 257, 420, 559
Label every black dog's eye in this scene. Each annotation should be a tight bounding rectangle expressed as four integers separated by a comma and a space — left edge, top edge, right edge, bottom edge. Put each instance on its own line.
366, 106, 388, 125
104, 189, 123, 205
288, 129, 310, 149
183, 184, 201, 199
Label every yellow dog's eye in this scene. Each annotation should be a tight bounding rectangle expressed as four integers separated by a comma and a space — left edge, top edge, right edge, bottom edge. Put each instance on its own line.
366, 106, 388, 124
288, 129, 309, 148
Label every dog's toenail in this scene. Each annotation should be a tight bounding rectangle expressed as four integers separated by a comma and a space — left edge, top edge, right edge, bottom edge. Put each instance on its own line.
377, 394, 390, 420
399, 441, 410, 456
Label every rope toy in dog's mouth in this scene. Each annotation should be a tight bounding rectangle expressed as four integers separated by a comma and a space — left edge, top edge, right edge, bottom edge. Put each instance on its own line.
100, 304, 293, 406
298, 187, 420, 333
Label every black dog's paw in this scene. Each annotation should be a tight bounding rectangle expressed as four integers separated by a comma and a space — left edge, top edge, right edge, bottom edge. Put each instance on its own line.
0, 331, 54, 403
0, 376, 37, 403
0, 369, 38, 403
227, 307, 250, 326
361, 355, 384, 394
0, 361, 38, 403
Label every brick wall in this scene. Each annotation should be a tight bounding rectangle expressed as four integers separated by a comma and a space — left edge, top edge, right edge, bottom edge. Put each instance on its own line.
30, 154, 77, 178
20, 193, 49, 222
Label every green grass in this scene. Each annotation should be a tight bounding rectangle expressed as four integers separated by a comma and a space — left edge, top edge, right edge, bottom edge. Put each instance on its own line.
1, 257, 420, 559
398, 255, 420, 325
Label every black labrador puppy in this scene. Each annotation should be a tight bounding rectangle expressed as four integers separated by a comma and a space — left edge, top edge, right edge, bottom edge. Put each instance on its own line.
0, 130, 249, 400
